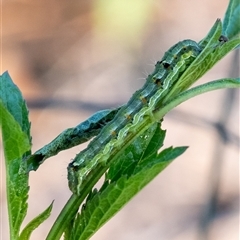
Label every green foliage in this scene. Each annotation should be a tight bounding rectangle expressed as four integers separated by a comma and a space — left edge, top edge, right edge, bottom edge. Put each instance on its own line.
19, 202, 54, 240
69, 124, 186, 240
1, 1, 240, 239
0, 72, 53, 240
49, 4, 239, 239
0, 72, 31, 239
223, 0, 240, 39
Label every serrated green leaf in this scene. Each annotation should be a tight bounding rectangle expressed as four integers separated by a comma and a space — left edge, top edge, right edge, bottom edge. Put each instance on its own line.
0, 101, 30, 239
19, 201, 54, 240
69, 123, 187, 240
141, 124, 166, 159
184, 37, 240, 85
0, 71, 31, 140
71, 145, 187, 240
135, 146, 187, 175
0, 72, 31, 240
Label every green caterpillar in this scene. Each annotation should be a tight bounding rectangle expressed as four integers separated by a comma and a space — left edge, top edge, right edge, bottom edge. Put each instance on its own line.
68, 39, 202, 195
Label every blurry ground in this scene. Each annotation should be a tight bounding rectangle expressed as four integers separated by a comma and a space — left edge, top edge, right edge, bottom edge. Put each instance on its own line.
1, 0, 239, 239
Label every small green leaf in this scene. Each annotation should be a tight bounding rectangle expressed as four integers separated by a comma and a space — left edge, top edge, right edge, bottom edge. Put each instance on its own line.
0, 102, 30, 160
198, 18, 222, 49
141, 124, 166, 159
223, 0, 240, 39
19, 201, 54, 240
0, 71, 31, 140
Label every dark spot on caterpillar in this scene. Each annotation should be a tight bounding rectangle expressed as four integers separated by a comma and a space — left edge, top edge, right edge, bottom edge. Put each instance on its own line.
173, 54, 178, 60
153, 77, 163, 86
110, 130, 117, 137
69, 162, 80, 171
139, 96, 148, 104
219, 35, 228, 43
182, 45, 188, 52
125, 114, 132, 121
162, 62, 171, 69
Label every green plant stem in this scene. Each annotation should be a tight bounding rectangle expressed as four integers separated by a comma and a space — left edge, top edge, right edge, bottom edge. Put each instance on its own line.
45, 195, 80, 240
154, 78, 240, 120
46, 165, 108, 240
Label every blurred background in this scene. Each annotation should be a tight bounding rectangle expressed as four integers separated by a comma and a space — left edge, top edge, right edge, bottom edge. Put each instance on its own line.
1, 0, 239, 239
